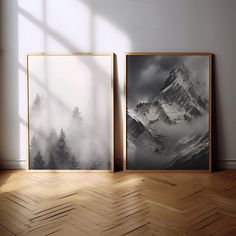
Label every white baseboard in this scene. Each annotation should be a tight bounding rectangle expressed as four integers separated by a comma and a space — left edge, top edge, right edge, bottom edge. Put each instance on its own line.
0, 159, 236, 170
0, 159, 26, 169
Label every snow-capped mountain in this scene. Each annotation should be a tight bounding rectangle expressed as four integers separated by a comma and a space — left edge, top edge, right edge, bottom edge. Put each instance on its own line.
129, 66, 208, 128
127, 65, 209, 170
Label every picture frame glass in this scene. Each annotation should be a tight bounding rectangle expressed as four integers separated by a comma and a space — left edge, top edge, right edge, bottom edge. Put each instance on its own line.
125, 53, 211, 171
27, 53, 114, 171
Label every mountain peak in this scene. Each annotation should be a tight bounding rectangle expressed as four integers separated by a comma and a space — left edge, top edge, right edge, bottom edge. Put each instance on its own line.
161, 64, 190, 92
131, 63, 207, 129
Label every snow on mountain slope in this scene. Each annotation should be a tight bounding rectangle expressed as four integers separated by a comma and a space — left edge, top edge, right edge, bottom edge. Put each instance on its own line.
165, 132, 209, 170
130, 66, 208, 129
157, 69, 206, 120
161, 103, 186, 124
127, 114, 164, 152
129, 102, 168, 127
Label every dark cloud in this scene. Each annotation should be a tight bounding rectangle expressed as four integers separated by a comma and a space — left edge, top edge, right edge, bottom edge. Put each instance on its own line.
127, 55, 209, 108
155, 56, 183, 71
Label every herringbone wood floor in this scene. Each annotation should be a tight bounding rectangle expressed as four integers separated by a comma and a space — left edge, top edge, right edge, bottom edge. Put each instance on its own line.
0, 171, 235, 236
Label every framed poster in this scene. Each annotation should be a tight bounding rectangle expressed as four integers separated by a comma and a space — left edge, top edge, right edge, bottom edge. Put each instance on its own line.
26, 52, 114, 172
124, 53, 212, 172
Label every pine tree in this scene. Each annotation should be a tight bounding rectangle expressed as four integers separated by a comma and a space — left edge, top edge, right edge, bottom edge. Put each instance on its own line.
72, 106, 82, 121
30, 136, 40, 168
32, 94, 41, 111
55, 129, 67, 162
70, 107, 83, 133
45, 129, 58, 164
55, 129, 79, 169
47, 153, 57, 169
67, 106, 83, 168
33, 151, 45, 169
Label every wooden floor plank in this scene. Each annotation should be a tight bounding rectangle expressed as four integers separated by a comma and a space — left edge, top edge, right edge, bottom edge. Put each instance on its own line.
0, 170, 236, 236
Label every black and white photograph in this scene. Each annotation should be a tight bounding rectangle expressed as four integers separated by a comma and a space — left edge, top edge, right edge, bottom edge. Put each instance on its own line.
27, 53, 114, 171
125, 53, 211, 171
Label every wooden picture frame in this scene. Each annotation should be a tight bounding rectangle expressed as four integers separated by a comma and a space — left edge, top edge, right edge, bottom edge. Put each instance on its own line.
124, 52, 212, 172
26, 52, 114, 172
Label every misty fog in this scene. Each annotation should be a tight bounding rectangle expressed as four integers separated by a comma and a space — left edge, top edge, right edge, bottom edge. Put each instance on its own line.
28, 55, 113, 170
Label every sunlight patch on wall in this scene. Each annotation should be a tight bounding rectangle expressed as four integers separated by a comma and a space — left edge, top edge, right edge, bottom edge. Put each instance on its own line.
46, 0, 92, 50
17, 0, 131, 163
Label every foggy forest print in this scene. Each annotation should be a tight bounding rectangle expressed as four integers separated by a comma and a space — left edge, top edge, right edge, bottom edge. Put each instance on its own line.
28, 55, 113, 170
126, 54, 211, 170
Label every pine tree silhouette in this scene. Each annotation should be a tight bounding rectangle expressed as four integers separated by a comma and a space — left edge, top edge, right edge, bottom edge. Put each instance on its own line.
55, 129, 79, 169
32, 94, 41, 111
72, 106, 82, 121
47, 153, 57, 169
45, 129, 58, 165
33, 151, 45, 169
67, 106, 83, 169
30, 136, 40, 169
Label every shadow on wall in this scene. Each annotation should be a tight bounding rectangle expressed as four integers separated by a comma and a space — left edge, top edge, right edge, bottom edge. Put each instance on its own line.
0, 0, 19, 171
212, 55, 225, 171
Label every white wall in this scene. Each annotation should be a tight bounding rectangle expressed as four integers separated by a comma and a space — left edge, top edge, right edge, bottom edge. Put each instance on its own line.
1, 0, 236, 169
